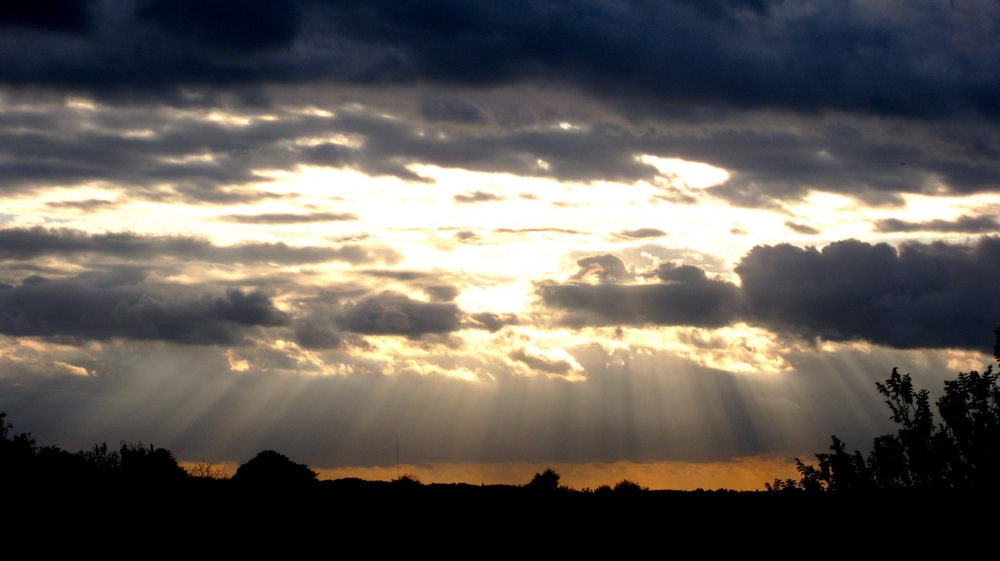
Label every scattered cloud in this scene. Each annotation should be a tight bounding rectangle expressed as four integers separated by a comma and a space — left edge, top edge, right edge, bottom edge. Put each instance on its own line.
220, 212, 359, 224
784, 221, 821, 235
617, 228, 667, 239
454, 191, 505, 204
873, 215, 1000, 234
0, 227, 399, 265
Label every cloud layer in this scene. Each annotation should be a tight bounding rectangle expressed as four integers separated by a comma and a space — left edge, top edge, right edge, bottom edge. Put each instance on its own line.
0, 278, 286, 345
3, 1, 999, 122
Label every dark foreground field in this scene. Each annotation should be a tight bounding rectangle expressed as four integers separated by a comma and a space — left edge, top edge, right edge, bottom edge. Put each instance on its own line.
7, 477, 990, 550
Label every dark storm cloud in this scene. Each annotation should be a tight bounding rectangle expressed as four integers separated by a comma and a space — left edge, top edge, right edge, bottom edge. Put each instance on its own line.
2, 93, 997, 207
220, 211, 359, 224
339, 292, 462, 338
293, 318, 343, 350
873, 214, 1000, 234
290, 288, 511, 347
539, 274, 742, 329
665, 122, 1000, 207
0, 99, 659, 196
419, 97, 487, 124
0, 276, 287, 345
736, 237, 1000, 351
0, 226, 399, 265
3, 1, 999, 123
543, 237, 1000, 351
136, 0, 303, 53
0, 1, 94, 35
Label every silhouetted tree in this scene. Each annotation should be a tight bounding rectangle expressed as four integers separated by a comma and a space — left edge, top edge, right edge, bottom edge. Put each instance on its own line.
524, 468, 561, 491
232, 450, 317, 485
784, 328, 1000, 492
935, 364, 1000, 489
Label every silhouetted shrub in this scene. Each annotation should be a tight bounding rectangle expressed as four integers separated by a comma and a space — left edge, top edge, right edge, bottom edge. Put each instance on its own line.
232, 450, 317, 485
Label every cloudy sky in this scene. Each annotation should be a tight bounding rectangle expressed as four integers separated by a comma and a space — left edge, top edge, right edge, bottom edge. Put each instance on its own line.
2, 0, 1000, 489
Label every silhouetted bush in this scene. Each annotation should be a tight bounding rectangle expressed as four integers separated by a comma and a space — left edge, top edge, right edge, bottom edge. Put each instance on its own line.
232, 450, 318, 485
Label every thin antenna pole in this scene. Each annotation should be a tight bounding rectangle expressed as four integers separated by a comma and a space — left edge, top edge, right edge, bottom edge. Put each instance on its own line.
396, 433, 400, 480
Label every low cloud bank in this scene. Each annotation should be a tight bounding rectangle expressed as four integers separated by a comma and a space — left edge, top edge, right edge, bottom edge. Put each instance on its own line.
542, 237, 1000, 351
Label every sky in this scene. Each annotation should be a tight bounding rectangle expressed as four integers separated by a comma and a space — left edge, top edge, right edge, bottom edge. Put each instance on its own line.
2, 0, 1000, 490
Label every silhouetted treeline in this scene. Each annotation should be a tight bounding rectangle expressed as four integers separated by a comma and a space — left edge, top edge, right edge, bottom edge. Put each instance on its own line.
0, 418, 187, 489
1, 414, 658, 497
768, 329, 1000, 493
